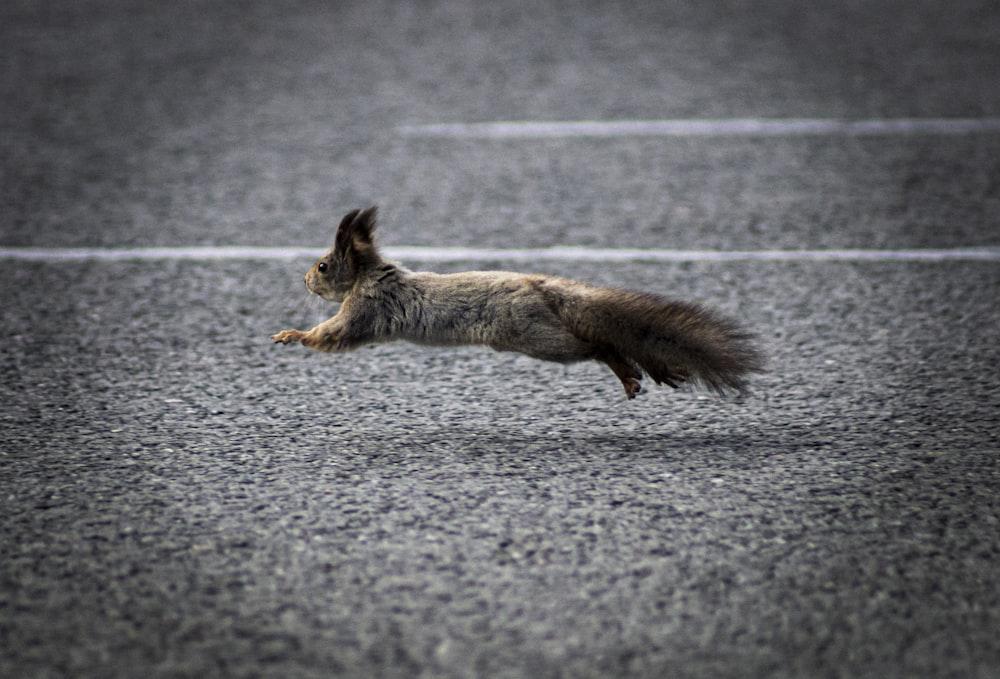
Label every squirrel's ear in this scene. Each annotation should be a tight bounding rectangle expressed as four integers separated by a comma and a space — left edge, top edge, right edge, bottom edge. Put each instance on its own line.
334, 206, 378, 249
334, 208, 362, 240
334, 206, 380, 270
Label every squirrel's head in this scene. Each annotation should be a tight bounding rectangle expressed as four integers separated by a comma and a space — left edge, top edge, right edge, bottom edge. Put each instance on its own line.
305, 206, 382, 302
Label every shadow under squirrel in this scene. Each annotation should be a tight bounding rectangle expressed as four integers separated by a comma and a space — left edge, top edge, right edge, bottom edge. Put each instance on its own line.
273, 207, 765, 399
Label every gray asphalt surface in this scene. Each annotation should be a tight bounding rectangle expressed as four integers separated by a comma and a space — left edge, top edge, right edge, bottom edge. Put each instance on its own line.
2, 1, 1000, 678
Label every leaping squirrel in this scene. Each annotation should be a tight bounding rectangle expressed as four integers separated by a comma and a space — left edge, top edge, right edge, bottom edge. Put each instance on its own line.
273, 207, 765, 399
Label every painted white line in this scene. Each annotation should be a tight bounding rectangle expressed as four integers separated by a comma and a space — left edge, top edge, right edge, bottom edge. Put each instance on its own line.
397, 118, 1000, 139
0, 246, 320, 262
387, 246, 1000, 263
2, 246, 999, 263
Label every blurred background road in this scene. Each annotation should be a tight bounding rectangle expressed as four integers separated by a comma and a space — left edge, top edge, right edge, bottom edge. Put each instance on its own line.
2, 1, 999, 677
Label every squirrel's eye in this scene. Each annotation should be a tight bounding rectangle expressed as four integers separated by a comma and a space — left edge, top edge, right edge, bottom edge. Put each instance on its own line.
317, 261, 328, 273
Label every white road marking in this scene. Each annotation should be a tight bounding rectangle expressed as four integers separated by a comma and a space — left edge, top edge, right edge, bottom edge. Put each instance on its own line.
0, 246, 320, 262
397, 118, 1000, 139
2, 246, 999, 263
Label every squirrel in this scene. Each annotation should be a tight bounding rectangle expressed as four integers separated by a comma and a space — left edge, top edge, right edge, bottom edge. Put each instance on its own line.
272, 206, 765, 399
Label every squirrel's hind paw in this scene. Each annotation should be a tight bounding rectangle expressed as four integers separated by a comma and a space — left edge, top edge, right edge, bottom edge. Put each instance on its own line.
622, 379, 642, 400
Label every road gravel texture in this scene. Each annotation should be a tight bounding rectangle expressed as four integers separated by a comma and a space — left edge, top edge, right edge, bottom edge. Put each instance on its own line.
3, 1, 1000, 678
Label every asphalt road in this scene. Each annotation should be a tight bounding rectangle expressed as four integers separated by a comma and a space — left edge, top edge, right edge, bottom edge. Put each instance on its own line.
2, 1, 1000, 678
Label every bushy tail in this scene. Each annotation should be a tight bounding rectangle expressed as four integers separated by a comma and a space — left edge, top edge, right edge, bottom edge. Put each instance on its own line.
558, 286, 766, 396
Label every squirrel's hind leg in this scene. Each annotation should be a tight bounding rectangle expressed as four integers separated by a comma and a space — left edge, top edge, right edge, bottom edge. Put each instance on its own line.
596, 349, 644, 399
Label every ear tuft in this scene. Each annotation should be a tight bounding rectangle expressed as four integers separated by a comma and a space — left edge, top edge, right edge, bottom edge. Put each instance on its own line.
336, 208, 363, 235
335, 206, 378, 247
334, 206, 381, 271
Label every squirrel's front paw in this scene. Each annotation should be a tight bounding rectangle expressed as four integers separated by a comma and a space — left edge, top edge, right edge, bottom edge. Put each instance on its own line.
272, 329, 305, 345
